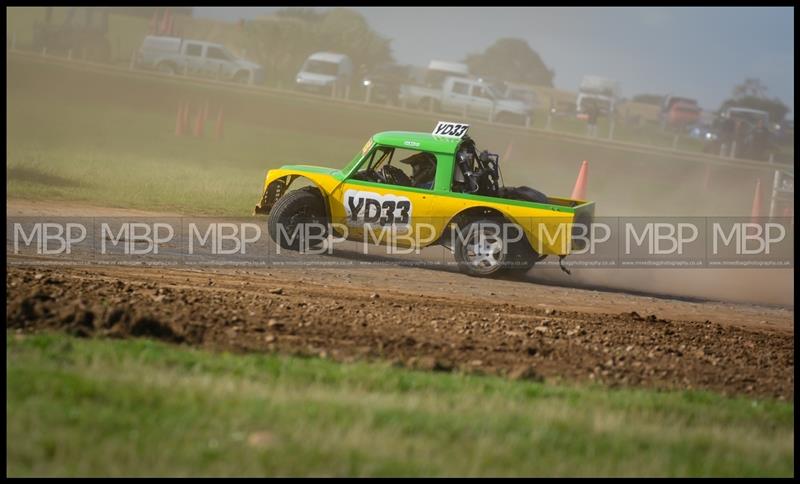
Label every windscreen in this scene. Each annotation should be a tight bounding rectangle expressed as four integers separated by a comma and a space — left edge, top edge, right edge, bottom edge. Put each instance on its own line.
304, 60, 339, 76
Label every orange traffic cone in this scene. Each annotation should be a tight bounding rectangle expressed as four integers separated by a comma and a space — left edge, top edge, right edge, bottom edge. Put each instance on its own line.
214, 106, 224, 141
502, 142, 513, 162
571, 160, 589, 200
182, 101, 190, 130
159, 8, 171, 36
148, 10, 158, 35
750, 179, 762, 223
192, 107, 204, 138
174, 102, 185, 136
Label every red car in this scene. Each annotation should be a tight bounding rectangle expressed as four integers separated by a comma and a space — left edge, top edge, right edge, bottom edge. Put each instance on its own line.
666, 100, 701, 128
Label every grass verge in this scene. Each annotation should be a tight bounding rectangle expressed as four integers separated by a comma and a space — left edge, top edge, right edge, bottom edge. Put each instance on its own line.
7, 331, 794, 477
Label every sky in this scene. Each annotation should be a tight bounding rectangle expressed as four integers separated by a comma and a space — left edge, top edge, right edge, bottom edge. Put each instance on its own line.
194, 6, 794, 116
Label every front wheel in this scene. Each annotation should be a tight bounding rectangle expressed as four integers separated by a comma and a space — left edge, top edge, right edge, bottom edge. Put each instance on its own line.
267, 187, 329, 251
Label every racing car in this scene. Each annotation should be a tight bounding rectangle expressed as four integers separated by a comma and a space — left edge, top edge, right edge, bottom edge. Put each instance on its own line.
254, 122, 595, 277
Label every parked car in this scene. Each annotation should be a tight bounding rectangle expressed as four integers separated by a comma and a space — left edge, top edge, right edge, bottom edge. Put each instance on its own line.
398, 60, 470, 109
660, 96, 701, 129
400, 76, 532, 125
135, 35, 265, 84
723, 107, 770, 127
686, 122, 717, 141
549, 100, 577, 118
703, 108, 773, 159
576, 75, 620, 116
504, 85, 540, 112
421, 60, 469, 89
361, 63, 411, 106
667, 101, 701, 129
295, 52, 353, 96
479, 79, 540, 114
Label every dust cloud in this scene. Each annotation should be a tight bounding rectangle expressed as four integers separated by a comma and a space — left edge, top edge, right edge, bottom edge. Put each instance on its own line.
520, 150, 793, 307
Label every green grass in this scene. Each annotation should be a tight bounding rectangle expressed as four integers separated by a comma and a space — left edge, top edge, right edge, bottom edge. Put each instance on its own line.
2, 7, 716, 159
7, 55, 778, 217
7, 86, 361, 215
8, 7, 790, 167
6, 331, 794, 477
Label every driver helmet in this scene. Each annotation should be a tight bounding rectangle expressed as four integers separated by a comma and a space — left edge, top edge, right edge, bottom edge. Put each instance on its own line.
400, 152, 436, 186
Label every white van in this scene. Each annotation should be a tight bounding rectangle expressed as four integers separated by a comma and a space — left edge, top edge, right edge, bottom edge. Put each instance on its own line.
576, 75, 620, 115
423, 60, 469, 89
295, 52, 353, 96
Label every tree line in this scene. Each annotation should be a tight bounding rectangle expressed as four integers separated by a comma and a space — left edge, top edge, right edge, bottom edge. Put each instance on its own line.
132, 6, 789, 122
239, 7, 556, 89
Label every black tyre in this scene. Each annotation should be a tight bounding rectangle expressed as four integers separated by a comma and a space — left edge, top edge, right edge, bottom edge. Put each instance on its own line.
505, 240, 539, 274
453, 218, 537, 277
267, 187, 329, 251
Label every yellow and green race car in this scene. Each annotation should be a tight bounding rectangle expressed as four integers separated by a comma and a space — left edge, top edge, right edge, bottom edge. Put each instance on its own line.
254, 122, 594, 277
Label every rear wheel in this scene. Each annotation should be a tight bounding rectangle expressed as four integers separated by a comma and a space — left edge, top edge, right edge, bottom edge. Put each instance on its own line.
267, 187, 329, 251
505, 240, 539, 274
453, 218, 537, 277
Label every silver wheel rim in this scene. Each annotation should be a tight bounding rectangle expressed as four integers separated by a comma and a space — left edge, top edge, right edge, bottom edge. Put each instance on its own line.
464, 225, 506, 273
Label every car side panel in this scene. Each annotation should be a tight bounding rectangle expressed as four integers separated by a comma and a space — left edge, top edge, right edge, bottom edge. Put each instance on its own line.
260, 168, 578, 256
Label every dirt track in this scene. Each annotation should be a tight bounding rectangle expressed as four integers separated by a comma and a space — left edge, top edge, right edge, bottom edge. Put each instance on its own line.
6, 262, 793, 400
6, 200, 795, 400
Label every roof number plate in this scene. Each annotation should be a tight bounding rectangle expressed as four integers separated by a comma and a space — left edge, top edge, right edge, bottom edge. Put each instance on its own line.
432, 121, 469, 138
